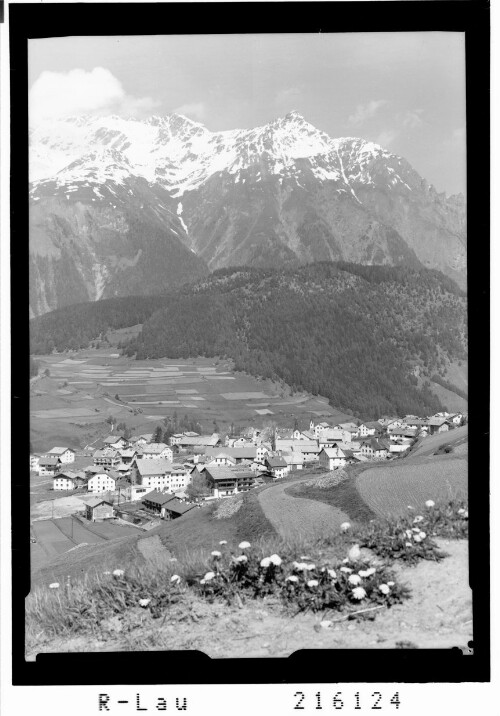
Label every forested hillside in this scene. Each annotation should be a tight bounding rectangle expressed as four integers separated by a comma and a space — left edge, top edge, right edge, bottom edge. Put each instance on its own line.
30, 262, 467, 418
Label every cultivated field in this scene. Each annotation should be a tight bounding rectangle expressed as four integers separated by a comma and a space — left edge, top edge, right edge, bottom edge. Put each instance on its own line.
355, 455, 468, 518
31, 350, 352, 451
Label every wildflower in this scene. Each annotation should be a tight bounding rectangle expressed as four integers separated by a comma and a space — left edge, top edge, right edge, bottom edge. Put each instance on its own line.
340, 522, 351, 532
49, 582, 60, 589
387, 581, 395, 587
379, 584, 391, 595
219, 540, 228, 545
293, 561, 308, 571
405, 542, 412, 547
300, 555, 311, 560
405, 530, 413, 539
358, 567, 376, 578
351, 587, 367, 600
457, 508, 466, 515
286, 575, 299, 583
327, 569, 337, 579
238, 541, 251, 549
200, 579, 206, 585
340, 567, 353, 573
170, 574, 181, 584
260, 557, 271, 568
112, 569, 125, 577
139, 598, 151, 607
170, 557, 178, 562
103, 571, 111, 575
320, 620, 332, 629
413, 535, 422, 543
412, 527, 421, 532
211, 550, 222, 559
348, 574, 362, 585
204, 571, 215, 581
425, 500, 435, 508
307, 579, 319, 588
348, 544, 362, 562
418, 532, 427, 540
463, 511, 468, 518
413, 515, 424, 524
342, 558, 349, 564
269, 554, 282, 566
306, 563, 316, 571
236, 555, 248, 563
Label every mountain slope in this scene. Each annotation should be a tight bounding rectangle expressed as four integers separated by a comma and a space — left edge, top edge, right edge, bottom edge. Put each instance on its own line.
29, 112, 466, 315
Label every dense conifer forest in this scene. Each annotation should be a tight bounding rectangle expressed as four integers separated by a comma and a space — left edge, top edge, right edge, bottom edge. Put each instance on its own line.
30, 262, 467, 419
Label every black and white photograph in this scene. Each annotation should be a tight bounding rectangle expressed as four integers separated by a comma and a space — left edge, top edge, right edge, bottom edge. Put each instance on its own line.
4, 0, 492, 704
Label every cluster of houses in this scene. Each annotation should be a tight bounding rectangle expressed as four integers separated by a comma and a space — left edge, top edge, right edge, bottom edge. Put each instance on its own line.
30, 410, 466, 518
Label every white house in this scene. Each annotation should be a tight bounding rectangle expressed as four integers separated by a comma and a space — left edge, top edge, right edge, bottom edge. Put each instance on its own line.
206, 452, 237, 467
135, 458, 191, 492
30, 454, 41, 472
358, 439, 390, 459
255, 444, 270, 463
357, 422, 384, 438
141, 443, 173, 461
53, 473, 77, 491
103, 435, 129, 450
319, 446, 355, 470
93, 448, 120, 468
265, 456, 289, 479
87, 472, 117, 493
47, 447, 75, 464
38, 456, 61, 476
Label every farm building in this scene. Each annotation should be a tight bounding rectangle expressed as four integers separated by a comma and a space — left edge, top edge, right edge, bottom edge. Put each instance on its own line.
130, 484, 151, 502
176, 433, 220, 449
85, 498, 114, 522
38, 456, 61, 476
93, 448, 120, 468
87, 471, 117, 493
163, 499, 197, 520
53, 470, 86, 491
205, 446, 257, 464
203, 466, 254, 498
265, 456, 289, 479
142, 490, 176, 516
103, 435, 129, 450
358, 439, 390, 459
141, 443, 173, 461
46, 446, 75, 464
282, 451, 305, 471
426, 417, 451, 435
118, 448, 137, 464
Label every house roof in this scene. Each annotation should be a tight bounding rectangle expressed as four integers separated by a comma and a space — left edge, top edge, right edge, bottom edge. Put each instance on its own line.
427, 417, 450, 426
363, 421, 383, 430
118, 448, 136, 457
204, 466, 252, 482
321, 447, 347, 458
103, 436, 124, 444
48, 446, 73, 455
89, 472, 116, 482
142, 490, 176, 505
266, 456, 287, 468
205, 446, 257, 459
136, 458, 174, 476
93, 449, 119, 458
164, 499, 196, 515
86, 497, 113, 508
39, 457, 61, 466
178, 433, 220, 447
142, 442, 169, 454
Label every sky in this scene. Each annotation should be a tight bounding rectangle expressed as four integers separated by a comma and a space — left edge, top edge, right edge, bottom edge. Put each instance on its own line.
29, 32, 466, 195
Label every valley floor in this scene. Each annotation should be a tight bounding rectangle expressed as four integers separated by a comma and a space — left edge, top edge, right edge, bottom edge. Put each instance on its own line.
26, 538, 471, 658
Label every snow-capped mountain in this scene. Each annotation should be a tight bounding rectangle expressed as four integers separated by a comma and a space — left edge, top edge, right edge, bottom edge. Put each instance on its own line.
29, 112, 466, 315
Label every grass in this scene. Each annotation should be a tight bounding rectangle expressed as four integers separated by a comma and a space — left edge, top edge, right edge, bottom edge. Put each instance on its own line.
26, 498, 469, 654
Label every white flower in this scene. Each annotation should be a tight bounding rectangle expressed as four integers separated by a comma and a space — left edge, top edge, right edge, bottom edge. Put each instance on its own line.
219, 540, 228, 545
387, 581, 395, 587
418, 532, 427, 540
351, 586, 367, 600
49, 582, 60, 589
413, 515, 424, 523
200, 579, 206, 585
463, 511, 468, 518
379, 584, 391, 595
307, 579, 319, 588
169, 557, 178, 562
405, 542, 412, 547
340, 567, 353, 573
407, 505, 414, 510
342, 558, 349, 564
405, 530, 413, 539
269, 554, 282, 566
286, 575, 299, 583
103, 571, 111, 575
292, 561, 308, 571
358, 567, 376, 577
139, 598, 151, 607
300, 555, 311, 560
457, 508, 466, 515
340, 522, 351, 532
320, 620, 332, 629
260, 557, 271, 568
238, 541, 251, 549
306, 563, 316, 571
413, 535, 422, 543
170, 574, 181, 584
327, 569, 337, 579
425, 500, 435, 508
348, 574, 362, 585
204, 571, 215, 581
211, 550, 222, 558
412, 527, 421, 532
112, 569, 125, 577
236, 555, 248, 563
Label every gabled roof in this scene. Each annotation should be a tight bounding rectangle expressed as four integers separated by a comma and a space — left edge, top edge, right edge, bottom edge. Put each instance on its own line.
142, 490, 176, 505
205, 446, 257, 459
93, 448, 119, 458
136, 458, 174, 476
163, 499, 196, 515
178, 433, 220, 447
363, 421, 383, 430
266, 456, 287, 468
427, 417, 450, 426
48, 446, 73, 455
142, 442, 169, 454
86, 497, 113, 508
204, 466, 252, 482
103, 435, 125, 444
39, 456, 61, 466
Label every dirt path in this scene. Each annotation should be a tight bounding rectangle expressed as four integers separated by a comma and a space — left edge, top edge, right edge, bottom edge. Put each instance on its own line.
258, 478, 350, 540
27, 539, 471, 658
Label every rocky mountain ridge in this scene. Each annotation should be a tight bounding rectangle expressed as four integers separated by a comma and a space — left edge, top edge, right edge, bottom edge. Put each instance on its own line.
29, 112, 466, 315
